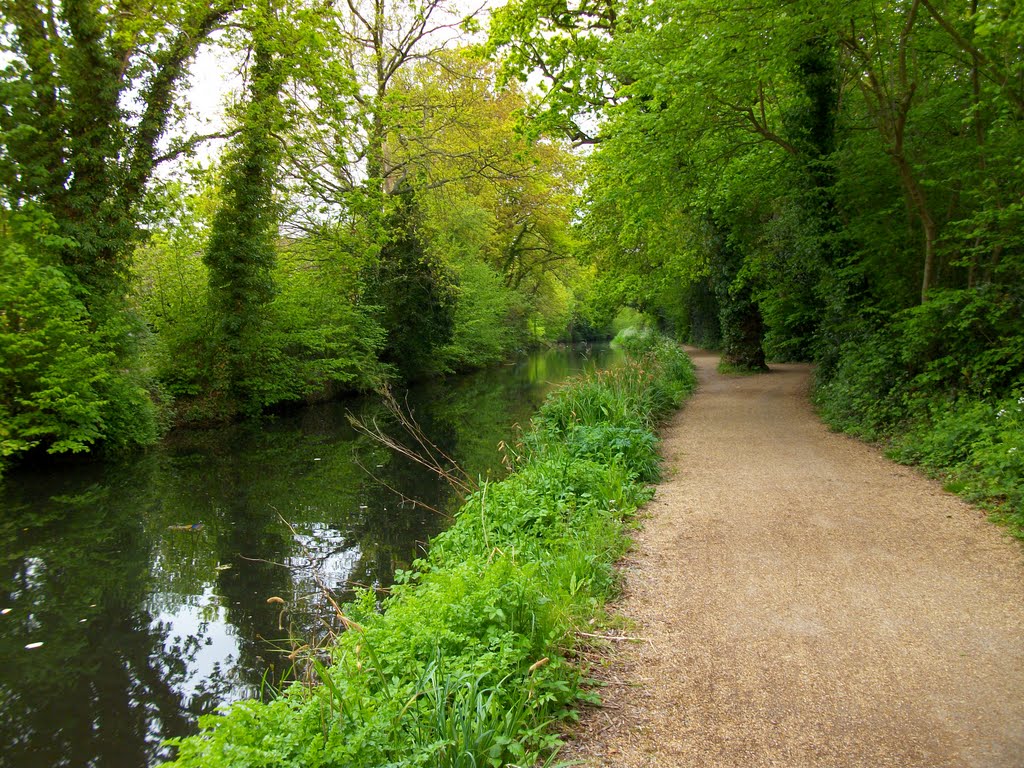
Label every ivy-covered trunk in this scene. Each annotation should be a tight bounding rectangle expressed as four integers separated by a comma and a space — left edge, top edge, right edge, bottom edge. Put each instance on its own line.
0, 0, 235, 467
718, 280, 768, 371
203, 0, 286, 414
706, 217, 768, 371
364, 193, 456, 380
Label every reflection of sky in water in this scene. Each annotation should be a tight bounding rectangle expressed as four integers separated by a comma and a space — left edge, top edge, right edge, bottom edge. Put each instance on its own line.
149, 587, 250, 708
290, 525, 363, 595
14, 556, 45, 597
12, 557, 46, 636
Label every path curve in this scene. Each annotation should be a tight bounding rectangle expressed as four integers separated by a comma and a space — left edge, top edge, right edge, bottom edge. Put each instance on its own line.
567, 349, 1024, 767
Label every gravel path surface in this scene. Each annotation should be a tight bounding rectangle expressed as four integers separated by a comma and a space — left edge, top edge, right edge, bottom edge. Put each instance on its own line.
566, 349, 1024, 768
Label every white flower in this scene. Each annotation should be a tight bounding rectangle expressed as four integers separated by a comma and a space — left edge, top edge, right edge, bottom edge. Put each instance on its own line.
997, 409, 1007, 418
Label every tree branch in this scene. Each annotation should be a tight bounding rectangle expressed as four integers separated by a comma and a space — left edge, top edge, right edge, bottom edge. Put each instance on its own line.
153, 130, 240, 165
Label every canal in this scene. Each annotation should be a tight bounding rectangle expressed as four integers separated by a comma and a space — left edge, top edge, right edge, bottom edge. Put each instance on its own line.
0, 343, 620, 768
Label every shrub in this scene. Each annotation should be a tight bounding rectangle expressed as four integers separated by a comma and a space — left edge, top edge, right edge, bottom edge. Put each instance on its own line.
888, 390, 1024, 532
440, 260, 527, 372
1, 208, 157, 474
814, 286, 1024, 534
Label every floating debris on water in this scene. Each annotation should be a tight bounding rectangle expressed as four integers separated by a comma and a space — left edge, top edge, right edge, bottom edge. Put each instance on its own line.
314, 457, 321, 461
25, 642, 44, 650
215, 563, 232, 571
1, 608, 11, 615
168, 523, 205, 532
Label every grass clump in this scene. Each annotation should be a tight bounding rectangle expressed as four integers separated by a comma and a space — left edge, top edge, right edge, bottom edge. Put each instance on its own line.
164, 332, 696, 768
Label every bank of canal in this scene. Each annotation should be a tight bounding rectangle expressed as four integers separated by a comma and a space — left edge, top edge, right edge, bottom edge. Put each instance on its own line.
0, 344, 621, 768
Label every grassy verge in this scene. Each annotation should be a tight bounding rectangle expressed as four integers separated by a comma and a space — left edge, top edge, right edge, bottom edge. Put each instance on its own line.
165, 331, 696, 768
882, 394, 1024, 535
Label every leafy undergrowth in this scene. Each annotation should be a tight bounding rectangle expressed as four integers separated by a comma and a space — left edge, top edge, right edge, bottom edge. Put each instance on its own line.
818, 390, 1024, 538
813, 289, 1024, 537
165, 332, 696, 768
885, 393, 1024, 536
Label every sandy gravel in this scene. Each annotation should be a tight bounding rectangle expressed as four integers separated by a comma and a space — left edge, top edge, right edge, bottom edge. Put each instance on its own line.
565, 349, 1024, 768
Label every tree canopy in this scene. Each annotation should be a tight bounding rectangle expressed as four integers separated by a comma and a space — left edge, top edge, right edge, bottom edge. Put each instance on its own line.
2, 0, 1022, 513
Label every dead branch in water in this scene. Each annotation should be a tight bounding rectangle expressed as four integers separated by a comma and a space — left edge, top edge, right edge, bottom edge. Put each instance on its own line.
348, 386, 478, 499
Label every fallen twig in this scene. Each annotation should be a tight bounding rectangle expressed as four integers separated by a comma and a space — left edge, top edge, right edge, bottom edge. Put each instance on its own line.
576, 631, 648, 642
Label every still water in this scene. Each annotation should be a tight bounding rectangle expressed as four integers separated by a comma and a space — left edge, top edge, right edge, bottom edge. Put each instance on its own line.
0, 344, 620, 768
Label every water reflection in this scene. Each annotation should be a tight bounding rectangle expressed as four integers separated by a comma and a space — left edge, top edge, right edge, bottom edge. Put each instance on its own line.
0, 343, 619, 767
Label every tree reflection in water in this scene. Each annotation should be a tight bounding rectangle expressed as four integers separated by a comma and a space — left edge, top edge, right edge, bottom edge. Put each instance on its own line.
0, 344, 620, 767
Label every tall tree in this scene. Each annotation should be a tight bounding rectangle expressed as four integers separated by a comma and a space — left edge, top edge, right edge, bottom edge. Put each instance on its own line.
203, 0, 288, 411
0, 0, 240, 468
0, 0, 239, 303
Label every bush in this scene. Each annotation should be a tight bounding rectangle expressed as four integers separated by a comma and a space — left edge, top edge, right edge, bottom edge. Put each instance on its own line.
164, 335, 694, 767
888, 390, 1024, 532
440, 260, 527, 372
813, 320, 906, 438
134, 228, 388, 423
814, 286, 1024, 533
0, 208, 157, 474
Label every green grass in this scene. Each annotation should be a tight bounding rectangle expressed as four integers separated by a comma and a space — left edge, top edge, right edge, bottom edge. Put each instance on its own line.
164, 331, 696, 768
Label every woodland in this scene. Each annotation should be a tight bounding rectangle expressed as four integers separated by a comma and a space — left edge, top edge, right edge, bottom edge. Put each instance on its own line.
2, 1, 1023, 764
1, 0, 1023, 522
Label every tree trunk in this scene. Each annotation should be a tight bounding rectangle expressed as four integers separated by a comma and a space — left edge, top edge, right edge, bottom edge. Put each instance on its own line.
892, 152, 937, 303
707, 216, 768, 371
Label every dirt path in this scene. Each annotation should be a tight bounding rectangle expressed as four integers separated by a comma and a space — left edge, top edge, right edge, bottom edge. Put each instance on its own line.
566, 349, 1024, 768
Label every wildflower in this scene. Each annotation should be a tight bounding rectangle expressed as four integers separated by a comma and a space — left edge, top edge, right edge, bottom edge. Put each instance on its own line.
997, 409, 1007, 418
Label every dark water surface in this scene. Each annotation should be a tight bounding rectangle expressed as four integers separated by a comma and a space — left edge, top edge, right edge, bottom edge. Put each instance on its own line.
0, 344, 620, 768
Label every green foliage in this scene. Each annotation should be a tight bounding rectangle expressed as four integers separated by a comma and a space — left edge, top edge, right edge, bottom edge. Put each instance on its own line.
134, 197, 387, 423
255, 242, 387, 400
440, 260, 527, 372
203, 3, 287, 412
494, 0, 1023, 536
815, 286, 1024, 532
0, 208, 157, 474
897, 288, 1024, 401
0, 0, 228, 471
679, 278, 722, 349
537, 336, 695, 435
0, 0, 238, 301
163, 335, 694, 767
1, 212, 107, 462
2, 15, 592, 462
365, 197, 458, 381
132, 178, 219, 415
609, 308, 652, 337
885, 392, 1024, 534
709, 228, 768, 372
